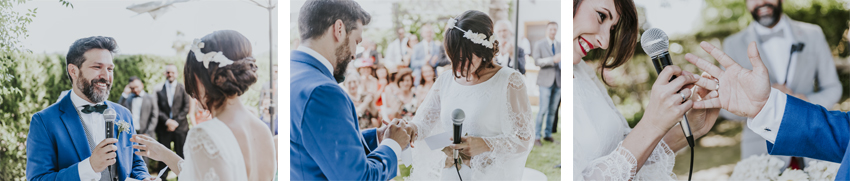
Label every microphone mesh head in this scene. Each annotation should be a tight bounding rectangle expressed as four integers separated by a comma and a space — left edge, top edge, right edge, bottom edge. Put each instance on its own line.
103, 108, 117, 122
451, 109, 464, 125
640, 28, 669, 58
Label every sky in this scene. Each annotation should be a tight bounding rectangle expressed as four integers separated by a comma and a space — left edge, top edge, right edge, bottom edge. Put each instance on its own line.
13, 0, 277, 56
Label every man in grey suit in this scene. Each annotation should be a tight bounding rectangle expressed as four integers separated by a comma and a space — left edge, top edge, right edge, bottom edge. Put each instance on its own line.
532, 21, 561, 146
154, 64, 192, 180
722, 0, 841, 166
410, 23, 444, 87
118, 76, 158, 137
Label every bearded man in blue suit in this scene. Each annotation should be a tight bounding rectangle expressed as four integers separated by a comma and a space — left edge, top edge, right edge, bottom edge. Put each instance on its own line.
26, 36, 154, 181
290, 0, 414, 180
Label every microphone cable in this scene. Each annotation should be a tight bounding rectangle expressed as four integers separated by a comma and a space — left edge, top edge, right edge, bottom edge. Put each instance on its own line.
455, 158, 463, 181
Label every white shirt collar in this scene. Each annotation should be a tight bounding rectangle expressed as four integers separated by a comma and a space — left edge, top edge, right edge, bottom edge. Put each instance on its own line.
69, 89, 103, 109
297, 46, 335, 75
753, 15, 790, 36
547, 36, 557, 45
165, 80, 174, 89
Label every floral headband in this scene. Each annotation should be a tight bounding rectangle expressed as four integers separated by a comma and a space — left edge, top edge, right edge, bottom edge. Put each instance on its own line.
190, 39, 235, 69
446, 18, 496, 49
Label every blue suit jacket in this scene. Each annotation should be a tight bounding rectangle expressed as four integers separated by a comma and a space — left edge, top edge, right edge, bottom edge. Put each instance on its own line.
27, 93, 150, 181
290, 50, 398, 180
767, 95, 850, 179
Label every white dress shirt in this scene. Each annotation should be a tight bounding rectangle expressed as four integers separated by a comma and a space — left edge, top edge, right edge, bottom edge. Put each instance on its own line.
69, 89, 107, 181
754, 16, 797, 84
295, 45, 403, 156
123, 92, 146, 131
165, 81, 175, 118
748, 88, 789, 143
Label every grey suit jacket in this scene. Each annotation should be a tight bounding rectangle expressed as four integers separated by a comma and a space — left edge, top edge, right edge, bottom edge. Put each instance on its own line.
410, 41, 442, 69
533, 39, 561, 87
118, 92, 159, 136
721, 15, 842, 161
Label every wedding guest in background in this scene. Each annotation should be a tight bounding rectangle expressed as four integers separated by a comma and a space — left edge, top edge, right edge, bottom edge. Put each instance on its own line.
720, 0, 842, 168
394, 69, 416, 119
375, 64, 391, 94
533, 21, 561, 146
119, 76, 158, 138
494, 19, 526, 74
357, 39, 381, 66
411, 23, 440, 87
384, 27, 409, 73
154, 63, 192, 181
402, 34, 419, 70
415, 64, 436, 107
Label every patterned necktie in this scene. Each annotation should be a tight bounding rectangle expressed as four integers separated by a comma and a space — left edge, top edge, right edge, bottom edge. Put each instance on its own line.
81, 104, 107, 114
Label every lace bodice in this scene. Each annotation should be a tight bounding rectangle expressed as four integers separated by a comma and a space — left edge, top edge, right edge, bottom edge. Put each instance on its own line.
178, 118, 248, 181
573, 61, 677, 180
407, 67, 534, 180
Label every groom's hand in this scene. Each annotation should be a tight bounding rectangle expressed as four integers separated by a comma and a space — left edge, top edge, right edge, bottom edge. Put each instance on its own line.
383, 119, 411, 150
685, 41, 771, 118
90, 138, 118, 172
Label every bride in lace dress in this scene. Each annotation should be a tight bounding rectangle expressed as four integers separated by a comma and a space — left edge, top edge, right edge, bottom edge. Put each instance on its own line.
131, 30, 276, 180
572, 0, 721, 180
402, 10, 534, 180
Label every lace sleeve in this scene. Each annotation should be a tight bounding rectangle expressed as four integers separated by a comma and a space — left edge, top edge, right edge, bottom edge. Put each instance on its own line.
581, 141, 677, 180
473, 72, 534, 171
409, 74, 443, 140
179, 127, 231, 181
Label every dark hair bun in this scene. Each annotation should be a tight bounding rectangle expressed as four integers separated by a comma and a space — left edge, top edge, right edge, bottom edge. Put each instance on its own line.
211, 57, 258, 96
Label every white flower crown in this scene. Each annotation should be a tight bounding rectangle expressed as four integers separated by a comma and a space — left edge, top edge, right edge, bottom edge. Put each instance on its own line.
446, 18, 496, 49
190, 39, 235, 69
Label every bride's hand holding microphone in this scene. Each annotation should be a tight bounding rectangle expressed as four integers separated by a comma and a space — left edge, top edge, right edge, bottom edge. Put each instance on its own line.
639, 65, 698, 134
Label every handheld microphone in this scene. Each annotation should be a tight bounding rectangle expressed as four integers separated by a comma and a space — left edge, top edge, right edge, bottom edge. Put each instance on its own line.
102, 108, 118, 181
640, 28, 695, 148
451, 109, 465, 180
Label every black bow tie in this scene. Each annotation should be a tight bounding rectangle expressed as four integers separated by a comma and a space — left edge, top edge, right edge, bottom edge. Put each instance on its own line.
81, 104, 107, 114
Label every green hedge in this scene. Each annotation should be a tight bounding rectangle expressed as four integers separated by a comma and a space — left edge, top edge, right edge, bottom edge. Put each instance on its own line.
0, 52, 271, 180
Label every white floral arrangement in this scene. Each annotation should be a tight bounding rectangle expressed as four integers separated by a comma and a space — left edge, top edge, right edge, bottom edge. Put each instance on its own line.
446, 18, 496, 49
730, 154, 840, 181
116, 119, 131, 140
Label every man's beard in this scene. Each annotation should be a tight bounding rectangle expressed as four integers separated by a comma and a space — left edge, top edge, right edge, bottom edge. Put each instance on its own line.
751, 1, 782, 27
77, 74, 111, 103
333, 37, 354, 83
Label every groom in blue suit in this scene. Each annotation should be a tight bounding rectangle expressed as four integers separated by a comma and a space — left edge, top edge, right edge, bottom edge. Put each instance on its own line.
290, 1, 413, 180
686, 41, 850, 180
27, 36, 153, 181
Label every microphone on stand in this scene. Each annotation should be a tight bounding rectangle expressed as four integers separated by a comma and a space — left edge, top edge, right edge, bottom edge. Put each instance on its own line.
103, 108, 118, 181
451, 109, 465, 180
641, 28, 696, 181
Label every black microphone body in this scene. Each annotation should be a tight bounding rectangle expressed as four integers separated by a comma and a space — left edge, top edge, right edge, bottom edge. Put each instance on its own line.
451, 109, 465, 171
641, 28, 695, 148
103, 109, 118, 181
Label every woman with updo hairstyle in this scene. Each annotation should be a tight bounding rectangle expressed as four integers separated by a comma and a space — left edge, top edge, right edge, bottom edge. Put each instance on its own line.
130, 30, 276, 181
401, 10, 533, 180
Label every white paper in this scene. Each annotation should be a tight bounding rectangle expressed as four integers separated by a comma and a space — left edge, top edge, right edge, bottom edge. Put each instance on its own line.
424, 131, 453, 151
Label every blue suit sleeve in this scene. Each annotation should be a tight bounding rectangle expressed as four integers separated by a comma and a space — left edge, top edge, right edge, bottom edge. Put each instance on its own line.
27, 113, 81, 181
767, 95, 850, 163
302, 85, 398, 180
362, 128, 379, 151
